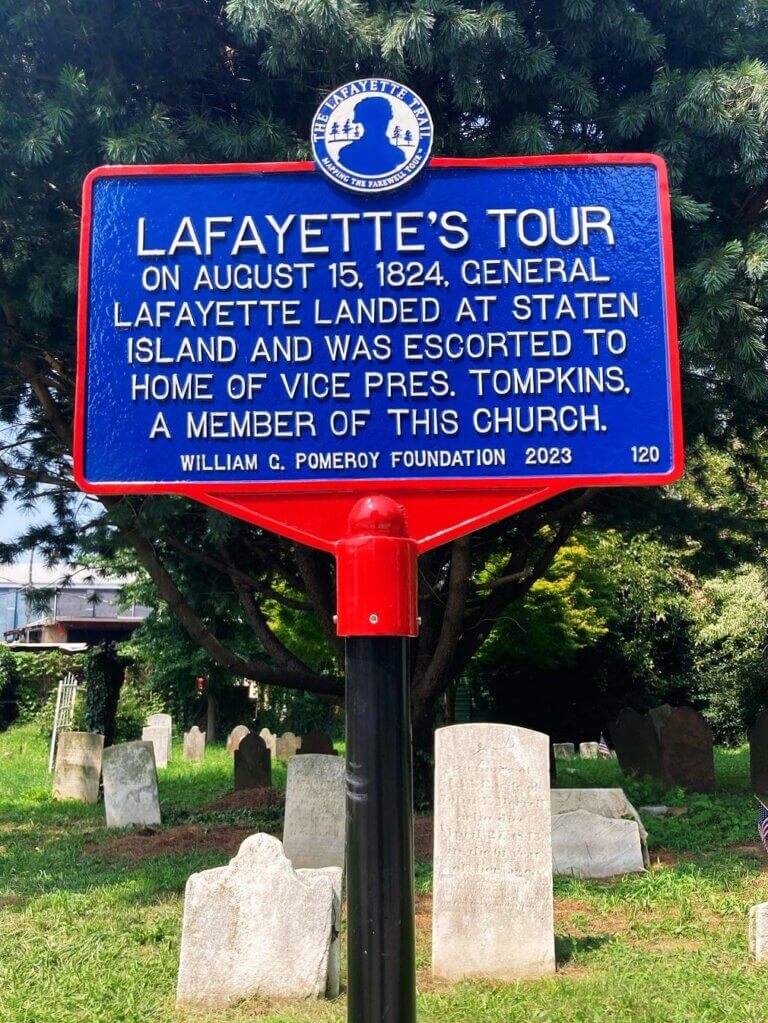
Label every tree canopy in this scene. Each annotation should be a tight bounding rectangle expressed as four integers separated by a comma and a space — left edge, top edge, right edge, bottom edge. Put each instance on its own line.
2, 0, 768, 737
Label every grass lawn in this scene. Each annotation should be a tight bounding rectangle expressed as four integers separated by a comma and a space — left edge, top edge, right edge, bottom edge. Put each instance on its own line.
1, 726, 767, 1023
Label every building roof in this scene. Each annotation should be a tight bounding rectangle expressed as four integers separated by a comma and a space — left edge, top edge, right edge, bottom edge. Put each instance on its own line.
0, 562, 134, 589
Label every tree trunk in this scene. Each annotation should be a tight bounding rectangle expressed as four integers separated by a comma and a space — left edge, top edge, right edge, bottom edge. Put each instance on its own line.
206, 690, 217, 742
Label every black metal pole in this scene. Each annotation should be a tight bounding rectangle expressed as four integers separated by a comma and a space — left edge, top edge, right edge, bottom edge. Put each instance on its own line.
345, 635, 416, 1023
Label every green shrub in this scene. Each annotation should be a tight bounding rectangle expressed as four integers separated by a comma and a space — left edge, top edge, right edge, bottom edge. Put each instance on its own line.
0, 647, 22, 731
12, 651, 86, 723
113, 679, 165, 743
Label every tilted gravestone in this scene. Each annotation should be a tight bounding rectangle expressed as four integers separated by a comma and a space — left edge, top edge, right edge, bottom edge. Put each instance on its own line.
53, 731, 104, 804
298, 729, 337, 756
550, 787, 649, 866
146, 713, 172, 762
176, 834, 341, 1007
283, 754, 346, 871
552, 742, 575, 760
183, 726, 206, 763
226, 725, 250, 754
432, 723, 555, 982
259, 727, 277, 758
579, 741, 599, 759
658, 706, 715, 793
551, 810, 645, 878
234, 733, 271, 790
611, 708, 662, 781
275, 731, 302, 763
102, 740, 161, 828
749, 711, 768, 795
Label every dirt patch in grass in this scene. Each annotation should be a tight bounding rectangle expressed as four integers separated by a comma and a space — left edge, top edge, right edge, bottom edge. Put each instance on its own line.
414, 814, 433, 859
0, 895, 25, 908
415, 892, 432, 930
201, 787, 284, 813
84, 823, 259, 862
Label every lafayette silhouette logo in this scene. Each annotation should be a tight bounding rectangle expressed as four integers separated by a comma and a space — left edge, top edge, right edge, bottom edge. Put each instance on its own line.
311, 78, 433, 194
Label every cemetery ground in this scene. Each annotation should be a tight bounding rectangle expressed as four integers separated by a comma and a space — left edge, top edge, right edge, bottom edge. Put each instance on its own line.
2, 731, 768, 1023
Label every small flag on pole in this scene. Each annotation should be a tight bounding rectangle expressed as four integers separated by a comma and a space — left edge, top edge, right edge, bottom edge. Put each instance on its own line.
598, 733, 612, 759
758, 798, 768, 853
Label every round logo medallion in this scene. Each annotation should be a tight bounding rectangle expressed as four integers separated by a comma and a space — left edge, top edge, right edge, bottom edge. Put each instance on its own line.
311, 79, 434, 194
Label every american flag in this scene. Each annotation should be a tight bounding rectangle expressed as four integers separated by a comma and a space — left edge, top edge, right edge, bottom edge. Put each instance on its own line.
598, 733, 612, 759
758, 799, 768, 853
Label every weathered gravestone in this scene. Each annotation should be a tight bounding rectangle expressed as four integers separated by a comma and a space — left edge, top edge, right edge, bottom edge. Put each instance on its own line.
298, 729, 337, 756
649, 703, 675, 739
579, 741, 599, 759
749, 711, 768, 795
146, 713, 172, 762
234, 733, 271, 790
658, 706, 715, 793
750, 903, 768, 962
177, 834, 341, 1007
553, 742, 575, 760
275, 731, 302, 763
550, 787, 649, 866
102, 741, 161, 828
183, 726, 206, 763
53, 731, 104, 804
611, 708, 662, 781
551, 809, 645, 878
141, 725, 169, 769
432, 723, 555, 982
259, 727, 277, 758
283, 754, 346, 871
226, 725, 250, 754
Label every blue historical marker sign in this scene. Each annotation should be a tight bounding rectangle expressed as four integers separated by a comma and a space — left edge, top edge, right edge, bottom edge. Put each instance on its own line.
75, 155, 682, 499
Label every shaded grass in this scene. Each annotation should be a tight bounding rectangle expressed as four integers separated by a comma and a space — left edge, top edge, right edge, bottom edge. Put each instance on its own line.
1, 725, 767, 1022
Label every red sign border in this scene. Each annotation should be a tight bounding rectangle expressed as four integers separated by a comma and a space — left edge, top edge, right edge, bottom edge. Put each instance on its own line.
74, 154, 684, 552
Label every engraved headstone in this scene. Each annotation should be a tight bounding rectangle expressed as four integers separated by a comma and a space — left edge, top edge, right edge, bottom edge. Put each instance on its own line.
553, 742, 575, 760
142, 725, 169, 769
183, 726, 206, 763
432, 723, 555, 982
147, 712, 172, 731
298, 729, 337, 756
276, 731, 302, 763
750, 902, 768, 962
53, 731, 104, 804
552, 809, 645, 878
102, 741, 161, 828
259, 727, 277, 758
234, 732, 271, 790
659, 706, 715, 793
611, 707, 662, 781
146, 713, 172, 762
283, 754, 346, 870
579, 741, 599, 758
749, 711, 768, 795
226, 725, 250, 754
176, 834, 341, 1007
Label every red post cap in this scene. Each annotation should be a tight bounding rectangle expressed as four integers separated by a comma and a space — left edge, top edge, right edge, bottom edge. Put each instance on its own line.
336, 496, 418, 637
